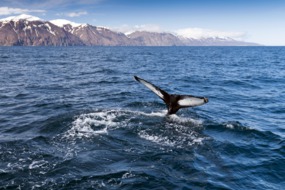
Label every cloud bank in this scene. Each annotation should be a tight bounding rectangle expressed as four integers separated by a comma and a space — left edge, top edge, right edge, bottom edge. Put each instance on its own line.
0, 7, 45, 16
56, 11, 88, 18
66, 11, 87, 17
175, 28, 246, 40
114, 24, 246, 40
113, 24, 163, 34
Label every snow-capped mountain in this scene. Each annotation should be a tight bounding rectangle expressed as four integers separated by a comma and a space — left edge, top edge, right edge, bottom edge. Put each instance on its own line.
50, 19, 136, 46
0, 14, 83, 46
0, 14, 259, 46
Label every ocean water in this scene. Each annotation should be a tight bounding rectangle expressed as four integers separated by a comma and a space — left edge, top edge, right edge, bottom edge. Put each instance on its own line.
0, 46, 284, 189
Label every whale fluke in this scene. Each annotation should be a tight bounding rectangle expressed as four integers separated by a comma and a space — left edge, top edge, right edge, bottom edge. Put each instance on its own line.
134, 76, 208, 114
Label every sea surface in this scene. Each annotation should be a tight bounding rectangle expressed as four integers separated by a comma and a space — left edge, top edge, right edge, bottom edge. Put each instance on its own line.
0, 46, 284, 189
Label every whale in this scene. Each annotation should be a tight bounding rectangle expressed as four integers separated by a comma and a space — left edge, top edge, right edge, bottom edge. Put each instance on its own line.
134, 76, 208, 114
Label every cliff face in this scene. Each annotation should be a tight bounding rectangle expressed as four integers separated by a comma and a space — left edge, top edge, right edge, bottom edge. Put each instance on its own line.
0, 19, 83, 46
0, 14, 260, 46
67, 24, 136, 46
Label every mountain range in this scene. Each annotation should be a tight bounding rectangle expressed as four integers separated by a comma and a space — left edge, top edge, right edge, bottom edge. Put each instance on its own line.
0, 14, 259, 46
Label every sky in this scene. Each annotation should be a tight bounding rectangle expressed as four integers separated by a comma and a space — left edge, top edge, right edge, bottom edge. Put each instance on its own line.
0, 0, 285, 45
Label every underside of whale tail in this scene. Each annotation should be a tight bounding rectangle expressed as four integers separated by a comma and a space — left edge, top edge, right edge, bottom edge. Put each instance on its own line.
134, 75, 208, 114
134, 76, 170, 103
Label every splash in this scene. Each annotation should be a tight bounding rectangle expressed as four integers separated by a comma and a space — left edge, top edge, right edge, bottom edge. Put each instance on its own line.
168, 114, 203, 126
63, 111, 118, 139
63, 109, 170, 139
61, 109, 205, 149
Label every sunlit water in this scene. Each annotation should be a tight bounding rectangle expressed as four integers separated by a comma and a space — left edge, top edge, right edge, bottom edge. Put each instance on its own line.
0, 47, 284, 189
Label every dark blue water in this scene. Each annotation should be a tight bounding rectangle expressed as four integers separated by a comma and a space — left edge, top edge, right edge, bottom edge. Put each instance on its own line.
0, 46, 284, 189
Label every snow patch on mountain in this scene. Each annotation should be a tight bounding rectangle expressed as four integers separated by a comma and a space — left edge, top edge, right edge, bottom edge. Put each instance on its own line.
50, 19, 82, 27
0, 14, 42, 22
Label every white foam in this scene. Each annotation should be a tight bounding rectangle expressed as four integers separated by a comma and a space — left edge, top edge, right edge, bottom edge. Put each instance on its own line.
29, 160, 48, 169
136, 110, 167, 117
0, 169, 7, 173
131, 109, 203, 126
122, 172, 136, 179
138, 117, 205, 148
63, 109, 204, 149
225, 123, 235, 129
223, 122, 253, 131
168, 114, 203, 126
64, 112, 117, 139
63, 109, 142, 139
138, 128, 206, 148
192, 137, 206, 144
138, 131, 176, 147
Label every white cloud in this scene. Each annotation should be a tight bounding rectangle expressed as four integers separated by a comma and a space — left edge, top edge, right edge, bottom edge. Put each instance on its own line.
175, 27, 247, 40
0, 6, 45, 16
0, 0, 102, 10
66, 11, 87, 17
113, 24, 162, 34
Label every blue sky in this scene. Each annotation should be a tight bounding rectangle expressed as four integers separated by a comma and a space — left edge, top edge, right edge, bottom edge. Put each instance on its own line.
0, 0, 285, 45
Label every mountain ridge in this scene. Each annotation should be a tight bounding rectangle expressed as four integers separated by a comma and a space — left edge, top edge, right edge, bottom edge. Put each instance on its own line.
0, 14, 260, 46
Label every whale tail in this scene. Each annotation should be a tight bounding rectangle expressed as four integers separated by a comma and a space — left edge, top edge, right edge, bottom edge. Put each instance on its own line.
134, 76, 208, 114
